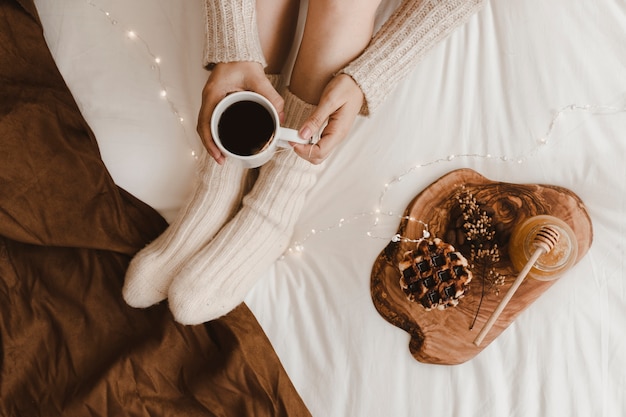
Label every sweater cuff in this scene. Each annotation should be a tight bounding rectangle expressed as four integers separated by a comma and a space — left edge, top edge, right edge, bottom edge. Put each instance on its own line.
340, 0, 484, 114
202, 0, 267, 68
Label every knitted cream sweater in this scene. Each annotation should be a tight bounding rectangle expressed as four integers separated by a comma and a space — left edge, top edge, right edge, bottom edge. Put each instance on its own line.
203, 0, 485, 113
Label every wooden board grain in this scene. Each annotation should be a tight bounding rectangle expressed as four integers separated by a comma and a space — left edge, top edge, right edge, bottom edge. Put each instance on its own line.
370, 169, 592, 364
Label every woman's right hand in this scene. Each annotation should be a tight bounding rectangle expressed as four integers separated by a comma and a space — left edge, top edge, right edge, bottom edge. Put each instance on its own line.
197, 61, 284, 164
291, 73, 364, 165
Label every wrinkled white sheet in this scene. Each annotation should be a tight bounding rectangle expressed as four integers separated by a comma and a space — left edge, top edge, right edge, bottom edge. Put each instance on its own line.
37, 0, 626, 416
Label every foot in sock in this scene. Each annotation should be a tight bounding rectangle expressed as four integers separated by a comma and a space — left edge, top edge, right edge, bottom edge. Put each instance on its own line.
168, 89, 321, 324
122, 152, 248, 308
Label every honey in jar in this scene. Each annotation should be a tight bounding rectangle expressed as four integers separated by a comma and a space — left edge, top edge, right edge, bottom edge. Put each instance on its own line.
508, 215, 578, 281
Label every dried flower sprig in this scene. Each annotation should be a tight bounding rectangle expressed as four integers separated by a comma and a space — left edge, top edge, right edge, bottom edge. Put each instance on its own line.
453, 186, 506, 330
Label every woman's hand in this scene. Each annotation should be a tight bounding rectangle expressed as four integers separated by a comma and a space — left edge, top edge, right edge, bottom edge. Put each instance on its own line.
292, 74, 364, 165
197, 61, 284, 164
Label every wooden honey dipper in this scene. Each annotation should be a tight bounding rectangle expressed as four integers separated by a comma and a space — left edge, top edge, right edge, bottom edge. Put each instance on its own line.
473, 225, 561, 346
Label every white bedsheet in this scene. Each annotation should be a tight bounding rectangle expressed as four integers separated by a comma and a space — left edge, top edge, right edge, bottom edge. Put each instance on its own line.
37, 0, 626, 416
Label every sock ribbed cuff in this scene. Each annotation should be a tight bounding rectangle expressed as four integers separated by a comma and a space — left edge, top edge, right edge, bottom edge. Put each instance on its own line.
282, 87, 316, 131
266, 73, 285, 93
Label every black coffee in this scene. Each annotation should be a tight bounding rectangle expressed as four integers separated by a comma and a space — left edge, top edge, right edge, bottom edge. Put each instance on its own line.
217, 100, 275, 156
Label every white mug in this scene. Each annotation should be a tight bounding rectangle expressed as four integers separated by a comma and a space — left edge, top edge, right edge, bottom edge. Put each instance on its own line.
211, 91, 309, 168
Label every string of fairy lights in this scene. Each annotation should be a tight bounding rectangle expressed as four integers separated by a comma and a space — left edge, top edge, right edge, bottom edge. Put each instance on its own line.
83, 1, 626, 256
85, 0, 200, 160
287, 102, 626, 255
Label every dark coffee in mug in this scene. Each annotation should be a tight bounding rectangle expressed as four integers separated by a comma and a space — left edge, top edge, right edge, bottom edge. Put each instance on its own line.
217, 100, 276, 156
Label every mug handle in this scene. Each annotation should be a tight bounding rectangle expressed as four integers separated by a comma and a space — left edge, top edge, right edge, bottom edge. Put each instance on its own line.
276, 127, 311, 148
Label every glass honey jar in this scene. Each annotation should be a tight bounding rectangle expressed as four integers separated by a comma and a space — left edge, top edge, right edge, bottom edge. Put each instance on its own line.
508, 215, 578, 281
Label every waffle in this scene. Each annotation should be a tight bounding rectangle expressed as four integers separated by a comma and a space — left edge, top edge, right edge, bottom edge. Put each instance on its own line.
398, 238, 472, 310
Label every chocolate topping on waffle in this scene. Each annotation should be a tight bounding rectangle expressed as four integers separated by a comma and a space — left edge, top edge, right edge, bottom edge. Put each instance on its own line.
398, 238, 472, 310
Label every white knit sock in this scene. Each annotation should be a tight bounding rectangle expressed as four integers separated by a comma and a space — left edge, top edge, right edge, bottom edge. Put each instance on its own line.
168, 89, 322, 324
122, 152, 247, 307
123, 74, 284, 308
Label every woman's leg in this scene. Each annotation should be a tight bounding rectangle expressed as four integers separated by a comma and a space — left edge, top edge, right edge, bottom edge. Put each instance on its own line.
290, 0, 381, 103
122, 0, 299, 308
168, 0, 382, 324
257, 0, 301, 74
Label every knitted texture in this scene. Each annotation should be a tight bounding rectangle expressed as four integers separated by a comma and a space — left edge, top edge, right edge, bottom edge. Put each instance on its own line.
203, 0, 266, 67
168, 89, 322, 324
341, 0, 485, 114
122, 152, 248, 307
123, 74, 284, 308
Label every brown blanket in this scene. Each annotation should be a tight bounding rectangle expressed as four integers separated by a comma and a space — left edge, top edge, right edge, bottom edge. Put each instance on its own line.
0, 1, 310, 415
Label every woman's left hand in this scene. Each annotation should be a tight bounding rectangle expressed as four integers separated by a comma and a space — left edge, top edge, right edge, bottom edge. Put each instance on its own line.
292, 74, 364, 164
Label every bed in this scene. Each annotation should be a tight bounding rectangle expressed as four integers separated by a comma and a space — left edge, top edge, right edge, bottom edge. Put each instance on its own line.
3, 0, 625, 416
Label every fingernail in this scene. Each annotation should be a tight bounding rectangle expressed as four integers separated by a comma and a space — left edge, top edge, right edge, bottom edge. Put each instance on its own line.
279, 111, 285, 123
300, 127, 311, 140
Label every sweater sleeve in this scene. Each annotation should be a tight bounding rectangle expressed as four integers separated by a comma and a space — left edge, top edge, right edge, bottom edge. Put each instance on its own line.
340, 0, 485, 114
202, 0, 267, 68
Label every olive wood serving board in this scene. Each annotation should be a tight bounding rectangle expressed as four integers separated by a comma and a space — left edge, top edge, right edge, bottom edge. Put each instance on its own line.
370, 169, 592, 364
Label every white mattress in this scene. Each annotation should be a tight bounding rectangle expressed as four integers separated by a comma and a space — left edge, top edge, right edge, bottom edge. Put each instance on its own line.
37, 0, 626, 416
